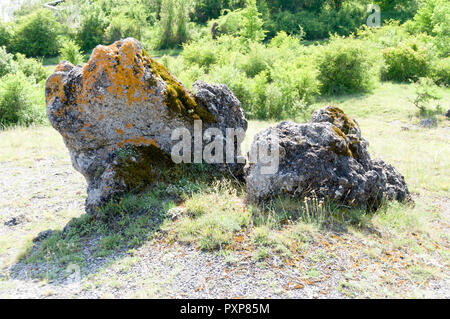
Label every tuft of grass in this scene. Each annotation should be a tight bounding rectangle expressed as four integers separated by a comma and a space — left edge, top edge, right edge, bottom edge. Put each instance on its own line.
163, 180, 251, 251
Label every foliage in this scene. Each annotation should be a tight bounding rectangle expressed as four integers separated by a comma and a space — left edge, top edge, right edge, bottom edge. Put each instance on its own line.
156, 0, 191, 49
0, 46, 18, 78
12, 9, 62, 57
14, 53, 47, 83
267, 1, 367, 40
316, 36, 378, 95
239, 0, 267, 42
0, 20, 13, 50
0, 72, 45, 127
77, 3, 108, 52
413, 0, 443, 34
410, 77, 442, 117
59, 39, 85, 65
191, 0, 246, 23
430, 57, 450, 87
382, 40, 430, 82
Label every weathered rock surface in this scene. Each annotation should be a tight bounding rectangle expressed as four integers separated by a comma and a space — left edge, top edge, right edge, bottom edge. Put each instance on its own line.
245, 106, 411, 210
46, 38, 247, 214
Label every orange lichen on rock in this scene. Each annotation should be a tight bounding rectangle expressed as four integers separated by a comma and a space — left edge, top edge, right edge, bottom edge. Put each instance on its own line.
114, 128, 125, 135
46, 74, 66, 105
80, 39, 151, 107
117, 137, 159, 148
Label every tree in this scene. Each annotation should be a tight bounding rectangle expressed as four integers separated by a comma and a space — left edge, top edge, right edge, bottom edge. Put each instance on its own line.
157, 0, 191, 48
77, 3, 108, 52
13, 9, 62, 57
239, 0, 267, 42
158, 0, 176, 48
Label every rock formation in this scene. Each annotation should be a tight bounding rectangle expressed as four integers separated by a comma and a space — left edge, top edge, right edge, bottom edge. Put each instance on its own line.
245, 106, 411, 210
46, 38, 247, 214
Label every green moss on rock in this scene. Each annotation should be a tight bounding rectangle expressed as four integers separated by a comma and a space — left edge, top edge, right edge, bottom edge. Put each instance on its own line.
114, 145, 174, 192
327, 106, 358, 135
141, 49, 216, 123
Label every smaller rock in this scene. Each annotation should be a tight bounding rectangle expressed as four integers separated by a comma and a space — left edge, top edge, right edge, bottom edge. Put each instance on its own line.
33, 230, 55, 243
4, 217, 19, 226
418, 118, 437, 128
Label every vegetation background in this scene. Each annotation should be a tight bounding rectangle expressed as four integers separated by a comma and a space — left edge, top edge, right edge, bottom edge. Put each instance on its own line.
0, 0, 449, 125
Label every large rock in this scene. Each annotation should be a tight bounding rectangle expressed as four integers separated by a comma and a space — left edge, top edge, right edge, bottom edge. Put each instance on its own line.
46, 38, 247, 214
245, 106, 411, 210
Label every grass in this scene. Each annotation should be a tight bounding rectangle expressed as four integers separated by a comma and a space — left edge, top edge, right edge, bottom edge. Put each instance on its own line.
0, 82, 448, 297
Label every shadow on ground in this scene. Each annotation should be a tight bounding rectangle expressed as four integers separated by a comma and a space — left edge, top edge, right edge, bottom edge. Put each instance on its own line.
9, 164, 383, 284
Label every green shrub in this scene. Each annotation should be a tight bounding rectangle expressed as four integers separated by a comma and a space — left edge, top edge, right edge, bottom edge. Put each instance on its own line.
14, 53, 47, 83
182, 39, 218, 70
269, 31, 302, 49
104, 15, 142, 44
429, 2, 449, 57
317, 36, 378, 95
59, 39, 84, 65
237, 42, 272, 77
382, 40, 430, 82
206, 64, 252, 112
0, 20, 13, 51
269, 2, 367, 41
0, 46, 17, 78
357, 21, 410, 49
0, 72, 45, 127
238, 0, 267, 42
411, 77, 442, 117
210, 8, 244, 37
413, 0, 444, 34
77, 4, 108, 52
430, 57, 450, 86
12, 9, 62, 57
156, 0, 191, 49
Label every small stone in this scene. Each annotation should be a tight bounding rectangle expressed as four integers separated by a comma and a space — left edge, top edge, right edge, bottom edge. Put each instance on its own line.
4, 217, 19, 226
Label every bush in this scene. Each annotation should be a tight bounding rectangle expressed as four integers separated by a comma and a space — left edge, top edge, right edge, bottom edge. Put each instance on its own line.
268, 2, 367, 41
237, 42, 272, 77
0, 20, 13, 51
430, 57, 450, 86
316, 36, 378, 95
13, 9, 62, 57
14, 53, 47, 83
77, 4, 108, 52
156, 0, 191, 49
210, 8, 244, 37
0, 72, 45, 127
104, 15, 141, 44
429, 2, 450, 57
205, 64, 252, 113
413, 0, 444, 34
382, 40, 430, 82
0, 46, 17, 78
182, 39, 218, 70
357, 21, 410, 49
59, 39, 84, 65
411, 77, 442, 117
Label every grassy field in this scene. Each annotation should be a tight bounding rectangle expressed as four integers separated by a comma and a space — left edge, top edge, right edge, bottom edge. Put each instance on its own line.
0, 82, 448, 298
